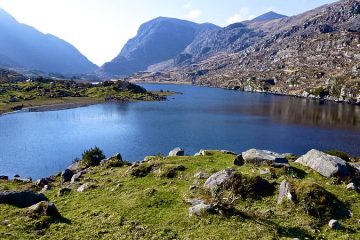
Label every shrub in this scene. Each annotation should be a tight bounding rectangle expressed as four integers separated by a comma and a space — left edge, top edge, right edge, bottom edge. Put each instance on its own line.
313, 87, 329, 98
325, 150, 350, 162
81, 146, 106, 167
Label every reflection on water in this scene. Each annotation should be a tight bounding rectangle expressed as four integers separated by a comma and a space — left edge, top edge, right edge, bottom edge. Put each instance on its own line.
0, 83, 359, 179
232, 97, 359, 129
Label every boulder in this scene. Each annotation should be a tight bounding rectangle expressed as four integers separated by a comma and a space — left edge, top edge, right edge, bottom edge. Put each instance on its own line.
347, 182, 357, 190
234, 154, 245, 166
328, 219, 340, 229
0, 176, 8, 181
220, 150, 237, 155
204, 168, 235, 191
36, 178, 50, 188
67, 161, 83, 173
41, 185, 51, 192
295, 149, 350, 178
169, 147, 185, 157
27, 201, 61, 217
101, 153, 128, 168
189, 203, 212, 217
57, 188, 71, 197
277, 180, 294, 204
194, 171, 209, 179
260, 169, 271, 175
242, 149, 289, 166
77, 183, 89, 192
185, 198, 207, 206
13, 177, 32, 183
71, 171, 84, 184
0, 191, 48, 208
61, 169, 74, 183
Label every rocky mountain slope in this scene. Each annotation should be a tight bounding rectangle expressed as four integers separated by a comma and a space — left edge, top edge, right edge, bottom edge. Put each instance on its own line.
101, 17, 219, 76
0, 8, 97, 74
131, 0, 360, 104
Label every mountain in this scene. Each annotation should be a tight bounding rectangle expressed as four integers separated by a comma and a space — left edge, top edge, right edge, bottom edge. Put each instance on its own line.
250, 11, 287, 22
101, 17, 219, 76
130, 0, 360, 104
0, 8, 97, 74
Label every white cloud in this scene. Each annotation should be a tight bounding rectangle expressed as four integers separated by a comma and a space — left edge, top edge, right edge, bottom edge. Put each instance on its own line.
227, 7, 255, 24
186, 9, 202, 20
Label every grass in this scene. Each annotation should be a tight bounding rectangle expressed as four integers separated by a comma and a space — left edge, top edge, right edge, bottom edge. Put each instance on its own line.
0, 151, 359, 239
0, 80, 172, 114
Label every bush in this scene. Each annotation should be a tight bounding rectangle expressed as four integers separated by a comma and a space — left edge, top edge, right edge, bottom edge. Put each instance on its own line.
313, 87, 329, 98
325, 150, 350, 162
82, 146, 106, 167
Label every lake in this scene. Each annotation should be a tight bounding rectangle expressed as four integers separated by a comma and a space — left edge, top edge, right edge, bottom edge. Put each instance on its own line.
0, 84, 359, 179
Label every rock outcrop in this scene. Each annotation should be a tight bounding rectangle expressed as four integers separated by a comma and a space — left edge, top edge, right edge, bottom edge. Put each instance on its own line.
0, 191, 48, 208
295, 149, 350, 178
242, 149, 289, 166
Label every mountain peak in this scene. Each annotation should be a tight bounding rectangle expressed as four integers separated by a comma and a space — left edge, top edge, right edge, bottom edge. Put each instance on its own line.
251, 11, 287, 22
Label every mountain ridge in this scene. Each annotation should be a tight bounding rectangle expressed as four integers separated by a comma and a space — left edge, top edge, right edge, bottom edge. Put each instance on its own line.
0, 7, 98, 74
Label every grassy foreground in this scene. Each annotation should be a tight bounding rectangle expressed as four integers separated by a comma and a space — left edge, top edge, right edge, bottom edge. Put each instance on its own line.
0, 151, 359, 239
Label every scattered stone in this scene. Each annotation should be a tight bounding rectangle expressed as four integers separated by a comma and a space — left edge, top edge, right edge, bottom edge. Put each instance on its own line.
101, 153, 129, 168
234, 154, 245, 166
1, 220, 10, 226
189, 185, 197, 191
277, 180, 294, 204
0, 191, 48, 208
296, 149, 350, 178
77, 183, 89, 192
328, 219, 340, 229
220, 150, 237, 155
185, 198, 207, 206
242, 149, 289, 166
0, 176, 8, 181
41, 185, 51, 192
67, 161, 83, 173
36, 178, 50, 188
57, 188, 71, 197
27, 201, 61, 218
189, 203, 212, 217
347, 182, 357, 190
13, 177, 32, 183
260, 169, 271, 175
61, 169, 74, 183
194, 171, 209, 179
204, 168, 235, 191
71, 171, 84, 184
169, 147, 185, 157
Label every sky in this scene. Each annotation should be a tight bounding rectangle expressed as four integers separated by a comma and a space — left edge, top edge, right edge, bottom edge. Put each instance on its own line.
0, 0, 337, 66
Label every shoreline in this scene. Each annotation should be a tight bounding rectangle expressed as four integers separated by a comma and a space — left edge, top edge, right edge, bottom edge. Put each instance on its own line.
133, 80, 360, 106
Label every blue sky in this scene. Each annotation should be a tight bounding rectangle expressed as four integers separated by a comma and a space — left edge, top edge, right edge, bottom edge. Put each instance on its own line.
0, 0, 337, 66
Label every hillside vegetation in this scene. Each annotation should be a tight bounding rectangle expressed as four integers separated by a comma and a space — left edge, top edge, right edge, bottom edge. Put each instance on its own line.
0, 149, 359, 239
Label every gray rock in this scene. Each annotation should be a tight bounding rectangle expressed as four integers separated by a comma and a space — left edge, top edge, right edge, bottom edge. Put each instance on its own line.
36, 178, 50, 188
185, 198, 207, 206
295, 149, 350, 178
61, 169, 74, 183
57, 188, 71, 197
347, 182, 357, 190
328, 219, 340, 229
242, 149, 289, 166
194, 171, 209, 179
13, 177, 32, 183
204, 168, 235, 191
41, 185, 51, 192
0, 191, 48, 208
77, 183, 89, 192
189, 203, 212, 217
71, 171, 84, 184
277, 180, 294, 204
220, 150, 237, 155
67, 161, 83, 173
27, 201, 61, 217
0, 220, 10, 226
0, 176, 8, 181
260, 169, 271, 175
234, 154, 245, 166
169, 147, 185, 157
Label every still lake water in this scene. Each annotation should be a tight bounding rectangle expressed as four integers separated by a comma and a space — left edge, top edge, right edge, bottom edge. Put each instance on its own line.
0, 84, 359, 179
